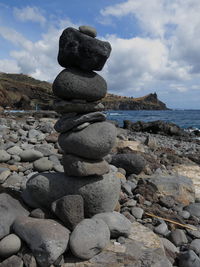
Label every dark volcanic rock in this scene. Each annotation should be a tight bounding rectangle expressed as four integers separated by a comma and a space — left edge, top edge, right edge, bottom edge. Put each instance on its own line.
58, 122, 117, 160
111, 153, 146, 175
54, 112, 106, 133
54, 99, 104, 114
58, 27, 111, 71
53, 68, 107, 102
124, 120, 186, 136
63, 154, 110, 176
0, 193, 29, 239
51, 195, 84, 230
22, 171, 121, 217
13, 216, 70, 267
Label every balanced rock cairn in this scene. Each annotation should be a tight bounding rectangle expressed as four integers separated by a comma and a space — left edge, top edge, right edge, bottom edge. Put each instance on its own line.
52, 26, 121, 217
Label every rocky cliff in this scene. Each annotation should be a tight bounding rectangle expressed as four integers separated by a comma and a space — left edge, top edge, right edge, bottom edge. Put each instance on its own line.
0, 73, 168, 110
102, 93, 168, 110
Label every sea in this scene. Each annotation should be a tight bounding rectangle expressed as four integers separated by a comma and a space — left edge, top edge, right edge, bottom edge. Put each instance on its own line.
105, 110, 200, 130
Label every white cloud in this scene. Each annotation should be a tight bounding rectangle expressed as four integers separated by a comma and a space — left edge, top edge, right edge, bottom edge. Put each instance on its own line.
99, 0, 200, 100
13, 6, 46, 26
0, 59, 20, 73
0, 19, 80, 81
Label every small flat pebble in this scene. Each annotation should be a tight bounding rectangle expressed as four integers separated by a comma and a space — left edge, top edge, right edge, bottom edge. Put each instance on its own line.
79, 25, 97, 37
154, 221, 169, 236
0, 234, 21, 258
190, 239, 200, 256
131, 207, 144, 219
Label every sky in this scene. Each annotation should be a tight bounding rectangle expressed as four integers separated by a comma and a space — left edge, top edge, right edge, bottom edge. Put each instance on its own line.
0, 0, 200, 109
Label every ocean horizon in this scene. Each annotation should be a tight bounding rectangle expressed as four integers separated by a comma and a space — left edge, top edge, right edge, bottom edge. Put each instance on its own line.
106, 109, 200, 130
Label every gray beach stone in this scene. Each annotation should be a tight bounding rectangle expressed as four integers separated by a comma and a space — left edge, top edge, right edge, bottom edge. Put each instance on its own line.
69, 218, 110, 260
0, 149, 11, 162
52, 195, 84, 230
20, 149, 43, 162
178, 250, 200, 267
58, 27, 111, 71
0, 234, 21, 258
54, 99, 104, 114
0, 168, 11, 184
13, 216, 70, 267
0, 193, 29, 239
59, 122, 116, 160
111, 153, 146, 175
0, 255, 23, 267
79, 25, 97, 37
185, 203, 200, 218
92, 211, 132, 238
7, 146, 23, 155
154, 221, 169, 236
63, 154, 110, 176
54, 112, 106, 133
53, 68, 107, 102
190, 239, 200, 255
22, 170, 121, 217
131, 207, 144, 219
170, 229, 188, 246
33, 157, 53, 172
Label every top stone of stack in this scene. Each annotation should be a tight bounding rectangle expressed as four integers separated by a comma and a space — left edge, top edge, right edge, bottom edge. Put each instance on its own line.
58, 26, 112, 71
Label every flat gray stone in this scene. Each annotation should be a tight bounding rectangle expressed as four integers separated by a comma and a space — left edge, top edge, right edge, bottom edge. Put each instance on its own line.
185, 203, 200, 218
7, 146, 23, 155
33, 157, 53, 172
0, 149, 11, 162
58, 27, 111, 71
69, 218, 110, 260
54, 99, 105, 114
20, 149, 43, 162
0, 255, 23, 267
63, 154, 110, 176
52, 195, 84, 231
0, 193, 29, 239
22, 171, 121, 217
0, 234, 21, 258
92, 211, 132, 238
131, 207, 144, 219
58, 122, 116, 160
54, 112, 106, 133
0, 168, 11, 184
170, 229, 188, 246
79, 25, 97, 37
53, 68, 107, 102
13, 216, 70, 267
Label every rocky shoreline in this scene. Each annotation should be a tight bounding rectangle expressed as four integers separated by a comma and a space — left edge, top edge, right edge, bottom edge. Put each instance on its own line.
0, 112, 200, 266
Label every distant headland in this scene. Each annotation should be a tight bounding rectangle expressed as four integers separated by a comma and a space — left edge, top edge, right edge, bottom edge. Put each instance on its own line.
0, 72, 168, 110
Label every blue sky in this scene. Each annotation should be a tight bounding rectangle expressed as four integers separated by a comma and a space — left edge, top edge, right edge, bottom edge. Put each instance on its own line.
0, 0, 200, 109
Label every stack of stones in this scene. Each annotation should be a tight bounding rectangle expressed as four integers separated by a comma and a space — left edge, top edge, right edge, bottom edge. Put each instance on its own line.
52, 25, 121, 217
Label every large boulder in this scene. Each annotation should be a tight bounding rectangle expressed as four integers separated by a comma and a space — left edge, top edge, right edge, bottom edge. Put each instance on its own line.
54, 112, 106, 133
22, 171, 121, 217
58, 122, 116, 160
147, 174, 195, 206
69, 218, 110, 260
53, 68, 107, 102
13, 216, 70, 267
63, 154, 110, 176
0, 193, 29, 239
58, 27, 111, 71
111, 153, 146, 175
